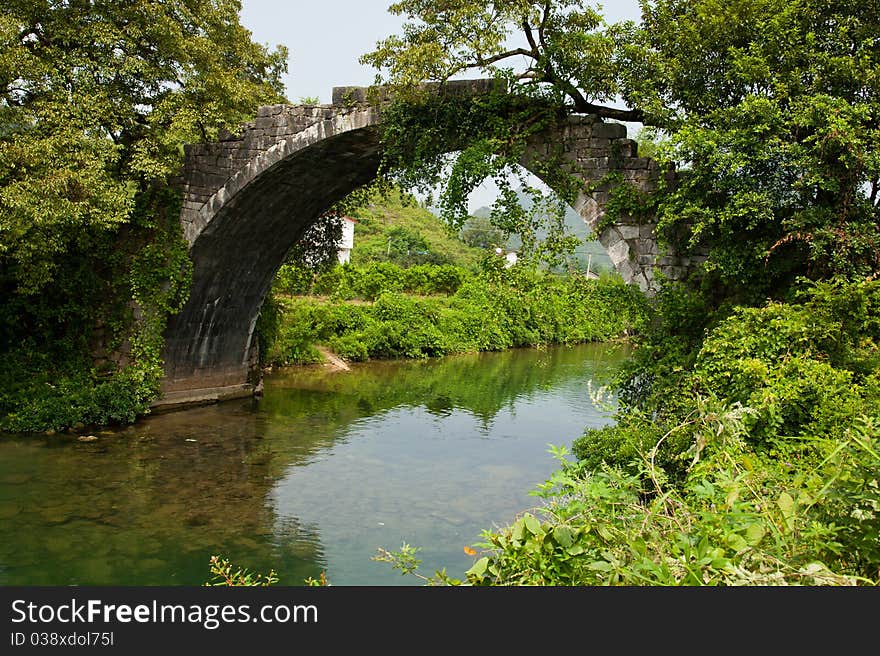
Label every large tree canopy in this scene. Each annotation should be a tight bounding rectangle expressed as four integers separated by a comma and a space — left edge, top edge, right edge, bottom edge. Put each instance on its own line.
0, 1, 289, 431
362, 0, 645, 121
0, 0, 288, 294
363, 0, 880, 300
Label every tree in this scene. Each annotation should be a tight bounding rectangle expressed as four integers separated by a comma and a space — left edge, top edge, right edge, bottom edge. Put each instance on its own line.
362, 0, 643, 121
639, 0, 880, 301
459, 215, 505, 249
0, 0, 288, 295
363, 0, 880, 301
0, 0, 288, 430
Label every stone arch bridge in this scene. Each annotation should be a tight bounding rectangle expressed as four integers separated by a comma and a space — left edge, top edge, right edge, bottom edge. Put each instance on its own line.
157, 80, 701, 408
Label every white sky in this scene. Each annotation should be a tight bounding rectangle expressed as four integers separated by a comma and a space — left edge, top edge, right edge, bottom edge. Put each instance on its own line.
238, 0, 645, 211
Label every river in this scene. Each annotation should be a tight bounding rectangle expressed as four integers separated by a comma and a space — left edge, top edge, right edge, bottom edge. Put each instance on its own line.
0, 342, 628, 586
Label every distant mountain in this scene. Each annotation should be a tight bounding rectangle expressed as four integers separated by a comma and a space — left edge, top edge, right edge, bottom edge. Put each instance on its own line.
470, 188, 612, 272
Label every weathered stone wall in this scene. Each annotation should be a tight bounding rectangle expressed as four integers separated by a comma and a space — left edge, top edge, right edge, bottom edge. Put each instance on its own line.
179, 104, 380, 246
161, 105, 383, 405
522, 114, 705, 292
159, 82, 703, 407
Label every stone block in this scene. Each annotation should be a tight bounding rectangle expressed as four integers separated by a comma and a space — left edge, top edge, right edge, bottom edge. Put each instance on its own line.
613, 139, 637, 158
254, 116, 274, 130
616, 259, 635, 281
592, 121, 628, 139
618, 225, 641, 240
256, 104, 285, 118
568, 114, 600, 126
606, 238, 629, 266
332, 86, 368, 105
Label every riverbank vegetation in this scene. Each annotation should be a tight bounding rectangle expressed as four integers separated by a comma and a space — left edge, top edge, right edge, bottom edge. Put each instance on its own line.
259, 185, 629, 367
259, 259, 646, 367
383, 278, 879, 585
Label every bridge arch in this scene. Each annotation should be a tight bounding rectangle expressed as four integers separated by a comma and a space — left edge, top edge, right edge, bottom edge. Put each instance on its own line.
159, 83, 694, 407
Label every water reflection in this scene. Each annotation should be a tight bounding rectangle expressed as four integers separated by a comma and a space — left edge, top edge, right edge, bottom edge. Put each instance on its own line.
0, 342, 628, 585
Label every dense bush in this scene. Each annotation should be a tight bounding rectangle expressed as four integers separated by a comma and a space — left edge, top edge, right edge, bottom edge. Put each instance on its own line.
274, 261, 471, 301
0, 361, 159, 433
259, 261, 648, 367
378, 281, 880, 586
575, 279, 880, 471
455, 411, 880, 585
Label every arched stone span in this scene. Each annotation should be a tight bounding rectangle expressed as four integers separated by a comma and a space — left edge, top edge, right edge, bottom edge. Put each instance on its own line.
159, 81, 700, 407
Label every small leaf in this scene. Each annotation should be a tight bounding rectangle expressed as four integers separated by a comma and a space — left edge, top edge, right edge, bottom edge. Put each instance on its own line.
726, 533, 748, 552
466, 557, 489, 578
725, 486, 740, 508
566, 545, 585, 556
777, 491, 794, 516
777, 491, 796, 530
553, 525, 575, 548
745, 523, 765, 546
587, 561, 612, 571
710, 557, 731, 570
596, 524, 614, 541
512, 520, 524, 542
523, 514, 541, 535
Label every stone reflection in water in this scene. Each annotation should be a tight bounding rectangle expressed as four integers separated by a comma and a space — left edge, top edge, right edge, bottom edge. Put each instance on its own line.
0, 403, 326, 585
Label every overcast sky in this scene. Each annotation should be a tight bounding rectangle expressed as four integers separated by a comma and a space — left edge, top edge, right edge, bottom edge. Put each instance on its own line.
238, 0, 645, 211
240, 1, 643, 102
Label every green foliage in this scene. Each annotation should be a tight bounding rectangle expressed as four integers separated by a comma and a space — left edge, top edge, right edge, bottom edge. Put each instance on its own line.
362, 1, 640, 121
345, 187, 487, 269
1, 0, 287, 433
638, 0, 880, 301
371, 279, 879, 586
1, 187, 192, 433
282, 213, 344, 274
0, 0, 286, 295
383, 408, 879, 586
465, 412, 880, 585
459, 216, 505, 249
365, 1, 880, 304
578, 279, 880, 471
280, 261, 472, 302
374, 91, 584, 269
205, 555, 278, 587
359, 1, 648, 274
261, 262, 647, 368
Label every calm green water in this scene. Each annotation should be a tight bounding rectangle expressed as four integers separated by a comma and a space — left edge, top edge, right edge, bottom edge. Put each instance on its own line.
0, 343, 628, 586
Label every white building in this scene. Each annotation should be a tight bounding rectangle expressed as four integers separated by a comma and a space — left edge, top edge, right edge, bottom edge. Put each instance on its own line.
495, 247, 518, 268
337, 216, 357, 264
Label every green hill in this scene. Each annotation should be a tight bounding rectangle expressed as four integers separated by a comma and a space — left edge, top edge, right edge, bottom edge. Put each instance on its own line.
348, 189, 486, 270
470, 187, 613, 273
343, 186, 613, 275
